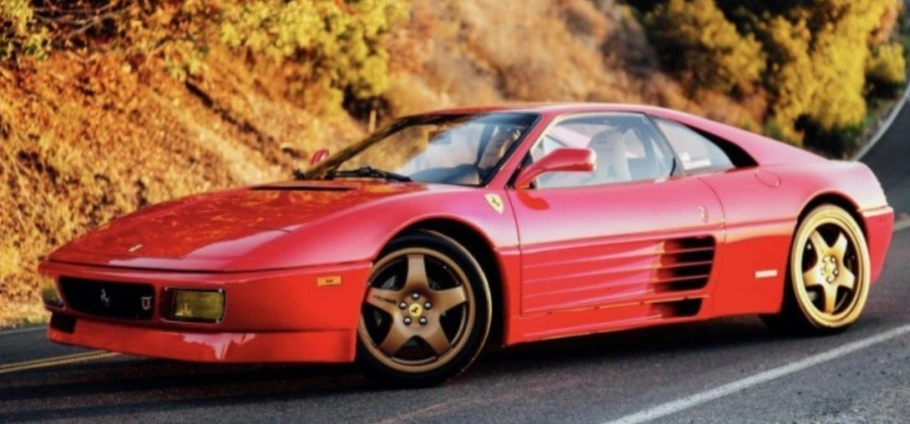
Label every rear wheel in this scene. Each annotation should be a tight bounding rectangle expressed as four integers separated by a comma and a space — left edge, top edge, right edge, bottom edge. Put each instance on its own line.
357, 230, 492, 386
762, 205, 870, 335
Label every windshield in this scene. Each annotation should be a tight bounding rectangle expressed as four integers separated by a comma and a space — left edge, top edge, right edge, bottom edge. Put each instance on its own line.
303, 113, 539, 186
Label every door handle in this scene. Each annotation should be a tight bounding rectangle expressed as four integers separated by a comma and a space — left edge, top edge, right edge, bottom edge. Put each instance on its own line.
698, 206, 708, 223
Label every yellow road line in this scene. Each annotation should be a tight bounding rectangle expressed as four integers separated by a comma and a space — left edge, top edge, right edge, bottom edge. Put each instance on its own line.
0, 326, 47, 337
0, 351, 119, 375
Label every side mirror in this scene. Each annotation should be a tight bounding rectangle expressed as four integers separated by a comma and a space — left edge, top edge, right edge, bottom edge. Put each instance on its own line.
310, 148, 330, 166
514, 148, 595, 189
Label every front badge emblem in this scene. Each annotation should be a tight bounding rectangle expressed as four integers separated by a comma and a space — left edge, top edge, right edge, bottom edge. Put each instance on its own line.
100, 289, 111, 307
141, 296, 152, 311
485, 194, 505, 214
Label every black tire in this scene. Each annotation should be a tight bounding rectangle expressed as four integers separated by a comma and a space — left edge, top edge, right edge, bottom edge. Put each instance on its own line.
761, 205, 871, 336
356, 230, 492, 386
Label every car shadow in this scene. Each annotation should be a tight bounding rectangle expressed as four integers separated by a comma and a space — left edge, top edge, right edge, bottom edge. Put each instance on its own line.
0, 315, 879, 422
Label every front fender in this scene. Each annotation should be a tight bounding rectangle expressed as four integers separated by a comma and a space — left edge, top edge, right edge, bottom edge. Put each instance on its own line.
227, 188, 520, 270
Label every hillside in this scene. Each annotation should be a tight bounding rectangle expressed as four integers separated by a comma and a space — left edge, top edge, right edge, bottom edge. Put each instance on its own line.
0, 0, 905, 326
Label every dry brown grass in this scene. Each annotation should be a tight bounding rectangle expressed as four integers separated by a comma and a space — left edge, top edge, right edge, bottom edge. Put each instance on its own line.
0, 52, 364, 327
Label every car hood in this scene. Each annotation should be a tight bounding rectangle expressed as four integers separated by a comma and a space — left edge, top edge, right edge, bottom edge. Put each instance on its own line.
49, 180, 429, 270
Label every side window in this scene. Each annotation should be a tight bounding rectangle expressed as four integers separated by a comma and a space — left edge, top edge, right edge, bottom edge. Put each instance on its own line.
654, 119, 734, 174
533, 114, 675, 189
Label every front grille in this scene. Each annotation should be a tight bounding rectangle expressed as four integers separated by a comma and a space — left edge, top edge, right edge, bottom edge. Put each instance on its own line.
59, 277, 155, 320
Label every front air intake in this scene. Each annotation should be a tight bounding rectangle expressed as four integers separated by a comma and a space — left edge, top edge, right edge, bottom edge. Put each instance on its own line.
59, 277, 155, 320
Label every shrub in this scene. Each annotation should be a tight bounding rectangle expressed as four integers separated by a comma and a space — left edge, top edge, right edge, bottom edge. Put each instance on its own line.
0, 0, 48, 59
642, 0, 907, 151
643, 0, 765, 94
867, 42, 907, 89
214, 0, 407, 104
0, 0, 407, 111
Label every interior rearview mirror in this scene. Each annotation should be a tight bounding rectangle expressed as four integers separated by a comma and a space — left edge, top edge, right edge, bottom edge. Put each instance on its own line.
514, 148, 596, 189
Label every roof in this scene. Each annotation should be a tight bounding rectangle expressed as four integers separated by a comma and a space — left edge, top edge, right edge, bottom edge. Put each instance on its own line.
419, 102, 825, 167
421, 102, 670, 117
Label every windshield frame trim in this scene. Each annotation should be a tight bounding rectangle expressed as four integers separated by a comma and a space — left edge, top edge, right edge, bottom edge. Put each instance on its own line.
302, 112, 543, 188
478, 113, 543, 187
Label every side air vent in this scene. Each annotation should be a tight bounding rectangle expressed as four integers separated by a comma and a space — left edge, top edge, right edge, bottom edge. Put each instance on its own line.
650, 298, 703, 318
656, 236, 716, 292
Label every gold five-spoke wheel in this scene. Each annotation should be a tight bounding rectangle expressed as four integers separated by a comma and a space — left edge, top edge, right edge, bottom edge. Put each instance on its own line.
799, 228, 858, 316
357, 231, 491, 385
764, 205, 870, 334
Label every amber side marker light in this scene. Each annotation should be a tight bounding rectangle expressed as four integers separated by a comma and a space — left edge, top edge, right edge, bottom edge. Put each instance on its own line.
40, 276, 64, 307
170, 289, 225, 322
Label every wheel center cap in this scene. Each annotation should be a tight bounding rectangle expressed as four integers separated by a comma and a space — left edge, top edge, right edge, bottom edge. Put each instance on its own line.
408, 303, 424, 318
822, 257, 838, 279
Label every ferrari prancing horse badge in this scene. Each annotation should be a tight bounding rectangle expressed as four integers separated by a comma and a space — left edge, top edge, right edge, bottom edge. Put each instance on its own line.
485, 194, 504, 214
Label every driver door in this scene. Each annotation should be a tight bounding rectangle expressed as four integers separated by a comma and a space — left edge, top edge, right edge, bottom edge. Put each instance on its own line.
506, 113, 725, 339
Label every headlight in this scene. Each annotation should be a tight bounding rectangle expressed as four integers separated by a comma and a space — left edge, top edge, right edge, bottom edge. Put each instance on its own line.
170, 289, 225, 322
40, 275, 64, 307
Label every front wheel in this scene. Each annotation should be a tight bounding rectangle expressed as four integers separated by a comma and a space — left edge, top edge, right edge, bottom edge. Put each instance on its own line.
357, 230, 492, 386
762, 205, 871, 335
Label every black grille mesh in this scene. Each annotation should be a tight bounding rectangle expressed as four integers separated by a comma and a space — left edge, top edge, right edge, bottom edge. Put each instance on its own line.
59, 277, 155, 320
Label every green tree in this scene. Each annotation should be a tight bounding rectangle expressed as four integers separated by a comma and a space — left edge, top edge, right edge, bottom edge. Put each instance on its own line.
646, 0, 906, 152
644, 0, 766, 94
758, 0, 900, 150
216, 0, 406, 102
0, 0, 47, 59
867, 42, 907, 89
0, 0, 407, 112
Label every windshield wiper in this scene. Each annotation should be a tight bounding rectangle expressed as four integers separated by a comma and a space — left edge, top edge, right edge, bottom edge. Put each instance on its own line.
327, 166, 412, 182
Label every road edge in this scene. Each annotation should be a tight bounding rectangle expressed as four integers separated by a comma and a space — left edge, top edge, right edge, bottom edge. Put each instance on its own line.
852, 80, 910, 161
0, 325, 46, 337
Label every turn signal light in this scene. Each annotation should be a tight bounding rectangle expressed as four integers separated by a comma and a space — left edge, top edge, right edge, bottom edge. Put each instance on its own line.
40, 276, 64, 307
170, 289, 225, 322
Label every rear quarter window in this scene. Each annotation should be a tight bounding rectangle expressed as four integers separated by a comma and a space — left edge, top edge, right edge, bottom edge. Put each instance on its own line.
654, 118, 739, 173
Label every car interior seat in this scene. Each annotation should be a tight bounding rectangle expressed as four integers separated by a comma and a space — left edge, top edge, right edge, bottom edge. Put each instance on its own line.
588, 130, 631, 184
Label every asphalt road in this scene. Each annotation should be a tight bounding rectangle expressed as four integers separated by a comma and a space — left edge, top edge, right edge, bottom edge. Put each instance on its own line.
861, 87, 910, 216
1, 99, 909, 423
1, 229, 909, 424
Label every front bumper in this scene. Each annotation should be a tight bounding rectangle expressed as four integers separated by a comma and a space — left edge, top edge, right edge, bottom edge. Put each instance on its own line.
39, 260, 372, 363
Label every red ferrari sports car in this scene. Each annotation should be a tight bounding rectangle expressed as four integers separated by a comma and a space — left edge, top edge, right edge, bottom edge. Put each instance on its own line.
40, 104, 893, 385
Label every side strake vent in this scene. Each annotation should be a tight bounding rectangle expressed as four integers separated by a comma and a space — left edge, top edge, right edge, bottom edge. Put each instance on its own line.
657, 236, 716, 293
650, 298, 702, 319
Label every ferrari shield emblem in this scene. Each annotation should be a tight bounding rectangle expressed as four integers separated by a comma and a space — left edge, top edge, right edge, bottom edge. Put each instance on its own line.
485, 194, 505, 214
141, 296, 152, 311
408, 303, 424, 318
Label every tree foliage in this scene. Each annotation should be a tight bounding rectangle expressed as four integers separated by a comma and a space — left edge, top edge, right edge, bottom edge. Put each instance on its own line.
0, 0, 47, 59
758, 0, 901, 150
643, 0, 765, 94
642, 0, 907, 153
0, 0, 406, 111
867, 42, 907, 89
